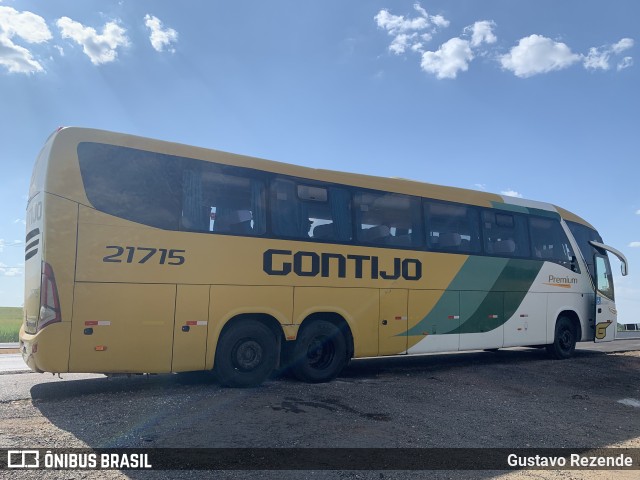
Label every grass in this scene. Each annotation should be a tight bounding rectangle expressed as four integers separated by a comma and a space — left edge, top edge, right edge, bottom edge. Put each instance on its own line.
0, 307, 23, 342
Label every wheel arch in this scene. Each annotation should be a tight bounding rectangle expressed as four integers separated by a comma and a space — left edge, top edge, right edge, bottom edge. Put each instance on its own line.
556, 309, 582, 342
213, 313, 285, 369
298, 311, 354, 361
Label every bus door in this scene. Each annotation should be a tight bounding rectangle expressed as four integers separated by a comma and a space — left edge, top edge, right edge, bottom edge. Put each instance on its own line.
593, 254, 616, 343
172, 285, 210, 371
589, 241, 628, 343
379, 289, 408, 355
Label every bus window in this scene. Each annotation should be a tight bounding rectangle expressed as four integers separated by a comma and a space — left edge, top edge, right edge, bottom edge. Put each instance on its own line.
355, 191, 422, 247
78, 143, 182, 230
566, 221, 603, 282
529, 216, 575, 269
482, 210, 530, 257
424, 200, 481, 253
271, 178, 352, 241
182, 162, 266, 235
595, 255, 614, 300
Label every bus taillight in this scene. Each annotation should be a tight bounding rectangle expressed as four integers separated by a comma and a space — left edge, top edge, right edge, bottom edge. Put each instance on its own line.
38, 261, 61, 331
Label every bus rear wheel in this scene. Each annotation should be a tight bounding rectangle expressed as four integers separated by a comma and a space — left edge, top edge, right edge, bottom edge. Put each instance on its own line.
546, 316, 577, 360
214, 320, 278, 388
291, 320, 348, 383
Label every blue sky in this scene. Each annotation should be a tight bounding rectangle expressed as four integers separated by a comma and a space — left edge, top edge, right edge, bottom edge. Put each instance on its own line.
0, 1, 638, 323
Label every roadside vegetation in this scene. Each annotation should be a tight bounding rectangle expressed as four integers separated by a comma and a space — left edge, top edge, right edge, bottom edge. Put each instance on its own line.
0, 307, 22, 342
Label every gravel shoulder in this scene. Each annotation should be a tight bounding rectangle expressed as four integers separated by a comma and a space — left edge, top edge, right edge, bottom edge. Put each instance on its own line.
1, 347, 639, 479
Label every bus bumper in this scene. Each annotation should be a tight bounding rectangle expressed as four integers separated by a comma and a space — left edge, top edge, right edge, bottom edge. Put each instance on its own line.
19, 323, 71, 373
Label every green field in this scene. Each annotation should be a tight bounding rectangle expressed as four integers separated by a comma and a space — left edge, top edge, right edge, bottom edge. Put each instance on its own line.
0, 307, 22, 342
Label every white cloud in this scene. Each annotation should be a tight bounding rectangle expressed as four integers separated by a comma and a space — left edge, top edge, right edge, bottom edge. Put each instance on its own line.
474, 183, 487, 191
612, 38, 634, 54
421, 37, 473, 79
13, 218, 25, 225
375, 8, 634, 79
629, 242, 640, 248
466, 20, 497, 48
144, 14, 178, 53
0, 6, 51, 74
0, 6, 51, 43
636, 210, 640, 215
419, 20, 498, 79
583, 46, 610, 70
375, 3, 449, 55
500, 34, 581, 78
0, 262, 22, 277
56, 16, 129, 65
501, 189, 523, 198
618, 56, 633, 71
0, 239, 22, 252
583, 38, 634, 71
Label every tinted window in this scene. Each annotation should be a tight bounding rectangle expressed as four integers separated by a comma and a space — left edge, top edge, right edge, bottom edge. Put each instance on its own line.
355, 191, 422, 247
529, 217, 574, 269
182, 160, 265, 235
270, 178, 352, 241
79, 142, 265, 234
424, 200, 481, 253
482, 210, 530, 257
78, 143, 182, 230
567, 220, 603, 281
595, 254, 614, 300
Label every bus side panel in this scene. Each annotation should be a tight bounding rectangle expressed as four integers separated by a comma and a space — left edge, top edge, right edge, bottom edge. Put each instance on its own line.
293, 287, 379, 358
69, 283, 175, 373
207, 285, 294, 370
172, 284, 210, 372
407, 290, 460, 354
503, 292, 547, 347
458, 291, 504, 350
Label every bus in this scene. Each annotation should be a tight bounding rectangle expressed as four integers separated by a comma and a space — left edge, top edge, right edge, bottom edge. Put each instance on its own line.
20, 127, 628, 387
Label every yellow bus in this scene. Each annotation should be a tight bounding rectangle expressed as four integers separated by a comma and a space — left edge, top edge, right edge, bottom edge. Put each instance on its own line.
20, 127, 628, 387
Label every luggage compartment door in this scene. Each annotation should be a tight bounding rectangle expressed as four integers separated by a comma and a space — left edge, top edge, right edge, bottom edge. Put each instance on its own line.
172, 284, 210, 371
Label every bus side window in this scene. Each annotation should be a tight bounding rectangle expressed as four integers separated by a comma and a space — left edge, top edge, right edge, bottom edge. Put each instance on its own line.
529, 216, 575, 269
271, 178, 352, 242
182, 162, 265, 235
424, 200, 481, 254
482, 211, 530, 257
355, 191, 422, 247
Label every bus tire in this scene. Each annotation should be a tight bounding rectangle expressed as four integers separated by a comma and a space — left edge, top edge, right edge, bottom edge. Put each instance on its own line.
214, 320, 278, 388
546, 316, 577, 360
291, 320, 348, 383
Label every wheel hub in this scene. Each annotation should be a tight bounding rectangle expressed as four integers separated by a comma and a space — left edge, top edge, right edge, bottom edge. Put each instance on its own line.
234, 339, 263, 371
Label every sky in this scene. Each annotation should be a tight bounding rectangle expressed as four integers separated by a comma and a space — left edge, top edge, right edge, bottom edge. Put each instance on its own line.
0, 1, 638, 323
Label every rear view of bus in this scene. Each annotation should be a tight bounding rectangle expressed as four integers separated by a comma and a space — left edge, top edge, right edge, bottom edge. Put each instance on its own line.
21, 129, 76, 373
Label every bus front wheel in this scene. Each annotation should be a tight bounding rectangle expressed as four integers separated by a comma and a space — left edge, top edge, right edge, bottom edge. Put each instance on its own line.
214, 320, 278, 388
546, 316, 577, 360
291, 320, 348, 383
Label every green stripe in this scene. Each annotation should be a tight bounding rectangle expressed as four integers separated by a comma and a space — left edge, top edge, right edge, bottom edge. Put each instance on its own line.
406, 257, 543, 336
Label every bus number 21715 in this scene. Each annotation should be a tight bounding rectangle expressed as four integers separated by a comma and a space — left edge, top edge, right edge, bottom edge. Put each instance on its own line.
102, 246, 186, 265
